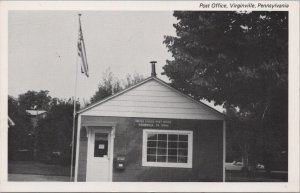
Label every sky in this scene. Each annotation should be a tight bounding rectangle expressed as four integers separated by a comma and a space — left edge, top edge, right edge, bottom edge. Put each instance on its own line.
8, 11, 177, 102
8, 10, 224, 112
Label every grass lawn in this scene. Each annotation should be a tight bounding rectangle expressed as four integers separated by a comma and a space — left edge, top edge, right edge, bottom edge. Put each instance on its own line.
8, 174, 70, 181
8, 161, 71, 181
226, 170, 288, 182
8, 161, 287, 182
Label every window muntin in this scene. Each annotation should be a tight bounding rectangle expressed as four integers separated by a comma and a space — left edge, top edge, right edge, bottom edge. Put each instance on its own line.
142, 129, 193, 168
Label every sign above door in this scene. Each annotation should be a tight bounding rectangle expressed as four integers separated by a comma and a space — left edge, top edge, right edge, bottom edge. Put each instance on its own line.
134, 119, 172, 129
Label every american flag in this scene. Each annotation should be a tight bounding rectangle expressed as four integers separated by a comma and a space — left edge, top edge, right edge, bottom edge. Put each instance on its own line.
77, 15, 89, 77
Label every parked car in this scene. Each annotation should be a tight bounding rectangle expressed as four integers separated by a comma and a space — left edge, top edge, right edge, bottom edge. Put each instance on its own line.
225, 161, 243, 170
256, 163, 265, 170
225, 161, 265, 171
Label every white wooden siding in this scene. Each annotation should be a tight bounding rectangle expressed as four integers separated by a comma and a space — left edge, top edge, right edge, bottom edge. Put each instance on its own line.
86, 106, 211, 115
81, 79, 224, 120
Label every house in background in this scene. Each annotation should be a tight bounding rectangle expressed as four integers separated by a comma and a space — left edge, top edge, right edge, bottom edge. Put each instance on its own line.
75, 63, 226, 182
26, 110, 47, 128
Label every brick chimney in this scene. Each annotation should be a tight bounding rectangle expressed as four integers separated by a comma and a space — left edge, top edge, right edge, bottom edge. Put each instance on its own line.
150, 61, 157, 77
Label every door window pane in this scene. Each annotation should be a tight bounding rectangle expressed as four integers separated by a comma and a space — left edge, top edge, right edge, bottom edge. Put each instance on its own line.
94, 133, 108, 157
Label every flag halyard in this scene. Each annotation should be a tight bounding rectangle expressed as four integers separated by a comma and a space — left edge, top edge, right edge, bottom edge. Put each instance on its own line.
77, 18, 89, 77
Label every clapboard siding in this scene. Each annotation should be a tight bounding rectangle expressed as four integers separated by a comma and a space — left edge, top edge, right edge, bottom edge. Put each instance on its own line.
81, 111, 219, 120
85, 106, 213, 114
123, 90, 178, 97
81, 79, 223, 120
102, 95, 189, 102
134, 88, 173, 92
101, 100, 197, 108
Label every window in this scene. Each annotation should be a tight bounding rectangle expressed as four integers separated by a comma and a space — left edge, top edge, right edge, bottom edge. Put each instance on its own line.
94, 133, 108, 157
142, 129, 193, 168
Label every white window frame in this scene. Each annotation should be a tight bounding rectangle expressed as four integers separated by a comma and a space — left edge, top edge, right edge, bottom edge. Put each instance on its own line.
142, 129, 193, 168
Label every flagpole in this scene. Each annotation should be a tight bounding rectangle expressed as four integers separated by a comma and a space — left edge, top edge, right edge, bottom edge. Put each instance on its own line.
70, 13, 81, 182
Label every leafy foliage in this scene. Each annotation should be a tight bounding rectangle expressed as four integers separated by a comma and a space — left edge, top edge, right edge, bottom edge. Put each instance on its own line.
18, 90, 52, 111
8, 96, 33, 160
37, 98, 79, 165
164, 11, 287, 110
8, 91, 78, 165
90, 69, 144, 103
90, 69, 123, 104
123, 72, 145, 88
164, 11, 288, 170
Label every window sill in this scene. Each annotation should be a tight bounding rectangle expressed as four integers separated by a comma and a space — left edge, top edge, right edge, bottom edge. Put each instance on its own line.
142, 162, 192, 168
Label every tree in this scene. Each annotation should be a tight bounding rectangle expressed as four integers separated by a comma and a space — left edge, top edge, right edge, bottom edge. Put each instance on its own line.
9, 90, 81, 164
90, 69, 123, 104
8, 96, 33, 160
123, 72, 144, 88
163, 11, 288, 171
225, 106, 258, 168
90, 69, 144, 103
37, 98, 80, 165
18, 90, 52, 111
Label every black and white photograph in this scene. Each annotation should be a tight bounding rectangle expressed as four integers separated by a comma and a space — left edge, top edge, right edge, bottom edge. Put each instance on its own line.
0, 1, 299, 192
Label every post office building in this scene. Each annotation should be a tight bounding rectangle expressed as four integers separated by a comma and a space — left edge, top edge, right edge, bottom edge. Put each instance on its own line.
75, 65, 226, 182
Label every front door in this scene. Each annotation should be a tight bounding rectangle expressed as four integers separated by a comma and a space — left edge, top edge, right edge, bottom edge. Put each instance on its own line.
86, 128, 112, 181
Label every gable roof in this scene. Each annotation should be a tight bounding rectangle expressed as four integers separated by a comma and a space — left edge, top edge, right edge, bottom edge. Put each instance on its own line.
78, 77, 225, 120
